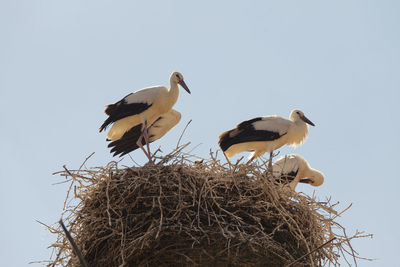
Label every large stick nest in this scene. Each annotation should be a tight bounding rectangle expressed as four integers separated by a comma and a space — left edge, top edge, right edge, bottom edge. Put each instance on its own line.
44, 146, 370, 267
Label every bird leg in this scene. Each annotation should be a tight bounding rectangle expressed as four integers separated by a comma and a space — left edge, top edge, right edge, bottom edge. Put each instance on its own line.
142, 120, 152, 158
267, 151, 274, 180
136, 134, 152, 162
136, 121, 153, 163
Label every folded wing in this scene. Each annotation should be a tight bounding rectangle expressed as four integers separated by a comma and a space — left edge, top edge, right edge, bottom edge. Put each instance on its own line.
108, 109, 181, 157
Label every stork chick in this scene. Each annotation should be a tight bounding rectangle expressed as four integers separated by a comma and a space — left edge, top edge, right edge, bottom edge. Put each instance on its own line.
272, 154, 324, 191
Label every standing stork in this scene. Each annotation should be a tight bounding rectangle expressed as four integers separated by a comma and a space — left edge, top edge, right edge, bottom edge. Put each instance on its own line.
99, 72, 190, 161
272, 154, 324, 191
218, 110, 315, 169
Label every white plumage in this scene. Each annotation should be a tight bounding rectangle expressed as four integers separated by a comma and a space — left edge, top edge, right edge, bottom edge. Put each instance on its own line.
107, 109, 182, 157
272, 154, 324, 191
99, 72, 190, 159
145, 109, 182, 143
218, 110, 315, 162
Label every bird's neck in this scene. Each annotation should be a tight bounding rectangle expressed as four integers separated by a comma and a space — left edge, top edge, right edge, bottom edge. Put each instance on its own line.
164, 82, 179, 108
297, 166, 309, 179
293, 119, 307, 129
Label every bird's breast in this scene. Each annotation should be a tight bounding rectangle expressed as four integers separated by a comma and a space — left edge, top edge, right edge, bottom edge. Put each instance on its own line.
287, 124, 308, 147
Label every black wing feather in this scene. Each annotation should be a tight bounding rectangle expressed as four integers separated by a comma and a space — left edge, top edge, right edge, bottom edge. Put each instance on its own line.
106, 112, 175, 157
99, 100, 152, 132
107, 124, 145, 157
218, 117, 284, 152
236, 117, 263, 129
274, 170, 298, 184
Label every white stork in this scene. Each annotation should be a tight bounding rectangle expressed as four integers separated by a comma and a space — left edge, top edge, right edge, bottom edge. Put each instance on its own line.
99, 72, 190, 160
272, 154, 324, 191
218, 110, 315, 167
107, 109, 181, 157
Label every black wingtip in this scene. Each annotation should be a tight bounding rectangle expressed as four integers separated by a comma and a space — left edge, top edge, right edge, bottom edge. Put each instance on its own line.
100, 117, 114, 133
99, 124, 106, 132
218, 130, 232, 152
105, 124, 143, 157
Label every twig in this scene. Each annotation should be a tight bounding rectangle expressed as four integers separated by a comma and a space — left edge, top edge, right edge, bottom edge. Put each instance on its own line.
128, 153, 140, 166
106, 173, 112, 227
79, 152, 95, 171
61, 166, 76, 216
222, 151, 233, 169
59, 219, 89, 267
176, 119, 192, 148
232, 156, 244, 172
285, 237, 337, 267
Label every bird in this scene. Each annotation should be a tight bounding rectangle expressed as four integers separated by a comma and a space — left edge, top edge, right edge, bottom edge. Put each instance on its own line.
271, 154, 324, 191
218, 110, 315, 168
99, 72, 190, 161
107, 109, 181, 157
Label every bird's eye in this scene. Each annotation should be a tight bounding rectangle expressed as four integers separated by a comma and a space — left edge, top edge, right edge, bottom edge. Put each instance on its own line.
296, 111, 300, 114
176, 74, 179, 78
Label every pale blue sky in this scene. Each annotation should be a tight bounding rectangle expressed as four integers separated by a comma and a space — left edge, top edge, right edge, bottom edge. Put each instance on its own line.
1, 1, 399, 266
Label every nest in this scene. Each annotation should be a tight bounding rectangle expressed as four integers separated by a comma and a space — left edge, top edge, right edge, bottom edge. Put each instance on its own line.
44, 146, 370, 267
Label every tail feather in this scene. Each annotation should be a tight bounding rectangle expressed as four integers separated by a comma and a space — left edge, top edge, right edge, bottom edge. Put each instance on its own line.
218, 129, 234, 152
99, 102, 121, 132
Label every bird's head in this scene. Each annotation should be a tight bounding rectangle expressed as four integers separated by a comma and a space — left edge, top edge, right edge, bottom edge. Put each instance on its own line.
290, 110, 315, 126
171, 71, 191, 94
300, 169, 325, 187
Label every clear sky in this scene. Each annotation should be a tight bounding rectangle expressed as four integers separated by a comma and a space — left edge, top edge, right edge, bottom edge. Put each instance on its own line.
1, 0, 399, 266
